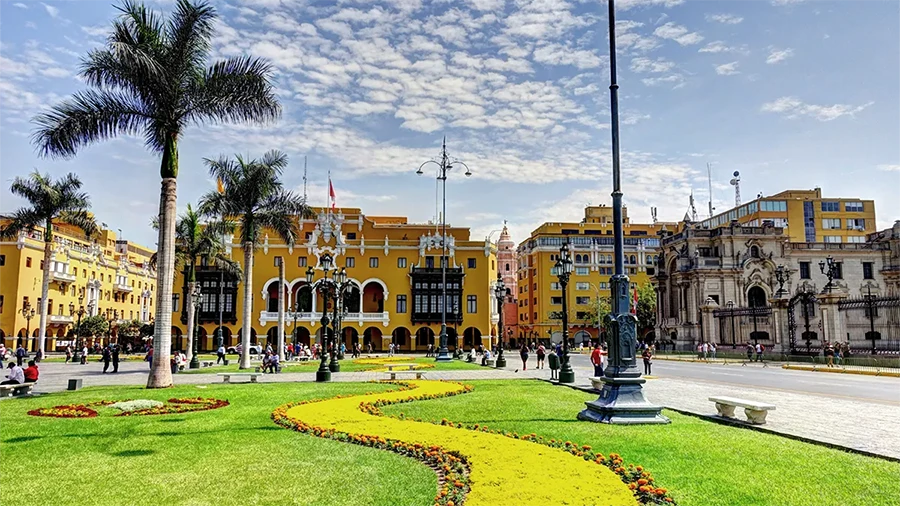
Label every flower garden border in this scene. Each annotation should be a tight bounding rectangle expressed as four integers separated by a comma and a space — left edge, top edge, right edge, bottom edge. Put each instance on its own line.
28, 397, 229, 419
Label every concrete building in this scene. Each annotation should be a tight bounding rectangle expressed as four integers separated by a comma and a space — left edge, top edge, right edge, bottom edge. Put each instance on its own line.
171, 207, 500, 353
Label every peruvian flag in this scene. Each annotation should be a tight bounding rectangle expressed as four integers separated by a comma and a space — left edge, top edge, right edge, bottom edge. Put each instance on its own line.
631, 286, 638, 315
329, 178, 336, 211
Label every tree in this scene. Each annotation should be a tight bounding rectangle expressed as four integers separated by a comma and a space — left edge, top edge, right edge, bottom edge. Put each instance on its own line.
199, 150, 311, 369
74, 315, 109, 338
587, 296, 612, 335
636, 283, 657, 333
0, 171, 97, 357
117, 319, 143, 348
32, 0, 280, 388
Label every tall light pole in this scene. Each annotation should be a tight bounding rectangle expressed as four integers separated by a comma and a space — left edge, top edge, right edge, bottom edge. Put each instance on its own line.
579, 0, 668, 424
555, 241, 575, 383
73, 296, 85, 363
416, 137, 471, 362
819, 256, 837, 293
726, 300, 736, 348
21, 302, 36, 350
190, 284, 202, 369
306, 254, 353, 381
492, 272, 507, 367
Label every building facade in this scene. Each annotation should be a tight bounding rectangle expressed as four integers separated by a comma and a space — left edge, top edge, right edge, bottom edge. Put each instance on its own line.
0, 219, 156, 350
171, 207, 500, 352
497, 223, 518, 345
515, 205, 676, 346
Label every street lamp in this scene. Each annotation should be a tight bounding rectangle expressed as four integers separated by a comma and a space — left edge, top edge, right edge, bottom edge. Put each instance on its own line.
579, 0, 667, 424
554, 240, 575, 383
20, 301, 36, 350
819, 256, 837, 293
725, 300, 736, 348
492, 272, 507, 367
774, 265, 788, 297
417, 137, 471, 362
73, 296, 85, 363
190, 284, 202, 369
862, 285, 879, 354
306, 254, 354, 381
292, 299, 300, 345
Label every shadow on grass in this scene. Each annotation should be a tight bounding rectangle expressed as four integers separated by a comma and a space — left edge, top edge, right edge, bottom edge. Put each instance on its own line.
4, 435, 43, 444
111, 449, 155, 457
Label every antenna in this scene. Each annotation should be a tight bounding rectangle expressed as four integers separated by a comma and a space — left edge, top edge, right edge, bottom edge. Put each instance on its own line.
302, 156, 308, 205
689, 190, 698, 222
729, 170, 742, 207
707, 163, 715, 218
651, 207, 658, 224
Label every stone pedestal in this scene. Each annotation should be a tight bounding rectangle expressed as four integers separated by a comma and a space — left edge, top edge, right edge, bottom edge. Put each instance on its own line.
578, 376, 669, 424
700, 297, 719, 345
817, 292, 845, 344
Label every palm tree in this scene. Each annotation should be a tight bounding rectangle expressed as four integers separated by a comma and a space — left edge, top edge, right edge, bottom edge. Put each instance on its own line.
152, 205, 241, 364
31, 0, 280, 388
199, 150, 311, 369
0, 171, 97, 357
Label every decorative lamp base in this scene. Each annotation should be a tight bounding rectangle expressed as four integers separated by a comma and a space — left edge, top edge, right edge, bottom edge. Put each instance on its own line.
329, 360, 340, 372
189, 358, 200, 369
435, 349, 452, 362
578, 376, 669, 425
558, 368, 575, 384
316, 370, 331, 382
495, 357, 507, 368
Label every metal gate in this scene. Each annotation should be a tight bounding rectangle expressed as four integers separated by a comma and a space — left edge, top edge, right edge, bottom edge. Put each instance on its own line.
787, 288, 818, 354
838, 291, 900, 353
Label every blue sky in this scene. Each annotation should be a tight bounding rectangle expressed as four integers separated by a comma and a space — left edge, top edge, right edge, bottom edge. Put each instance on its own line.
1, 0, 898, 248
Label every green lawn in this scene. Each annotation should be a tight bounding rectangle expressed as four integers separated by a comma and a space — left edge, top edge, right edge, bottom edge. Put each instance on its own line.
0, 382, 435, 506
380, 380, 900, 506
181, 356, 483, 374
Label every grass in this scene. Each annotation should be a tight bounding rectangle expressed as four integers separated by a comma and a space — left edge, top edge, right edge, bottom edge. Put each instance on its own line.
0, 382, 435, 506
381, 380, 900, 506
181, 356, 483, 374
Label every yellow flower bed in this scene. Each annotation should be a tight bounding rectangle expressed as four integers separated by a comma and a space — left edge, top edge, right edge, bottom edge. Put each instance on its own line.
279, 380, 637, 506
352, 356, 435, 372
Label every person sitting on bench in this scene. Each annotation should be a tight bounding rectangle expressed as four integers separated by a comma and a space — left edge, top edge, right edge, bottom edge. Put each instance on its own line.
23, 360, 39, 384
481, 349, 493, 366
2, 362, 24, 385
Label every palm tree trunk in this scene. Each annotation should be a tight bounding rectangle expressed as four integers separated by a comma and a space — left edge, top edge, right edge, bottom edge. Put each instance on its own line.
240, 242, 254, 369
277, 257, 286, 362
148, 177, 177, 388
37, 234, 52, 356
185, 280, 196, 364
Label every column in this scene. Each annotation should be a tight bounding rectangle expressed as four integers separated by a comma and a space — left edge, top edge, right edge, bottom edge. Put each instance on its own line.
817, 292, 845, 345
700, 297, 719, 345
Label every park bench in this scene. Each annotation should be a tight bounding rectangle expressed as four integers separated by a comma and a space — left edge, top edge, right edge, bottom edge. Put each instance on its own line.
385, 370, 425, 380
201, 361, 215, 368
217, 373, 262, 383
709, 396, 776, 425
385, 363, 417, 372
483, 358, 496, 367
0, 383, 35, 398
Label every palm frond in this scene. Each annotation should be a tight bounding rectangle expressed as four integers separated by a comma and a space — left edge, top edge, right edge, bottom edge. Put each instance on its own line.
187, 56, 281, 126
0, 208, 43, 240
166, 0, 216, 82
58, 209, 99, 240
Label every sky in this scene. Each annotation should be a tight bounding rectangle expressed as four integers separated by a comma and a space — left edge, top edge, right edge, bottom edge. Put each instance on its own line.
1, 0, 898, 249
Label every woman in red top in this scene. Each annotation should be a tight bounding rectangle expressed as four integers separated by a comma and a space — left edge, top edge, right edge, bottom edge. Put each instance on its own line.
23, 360, 39, 383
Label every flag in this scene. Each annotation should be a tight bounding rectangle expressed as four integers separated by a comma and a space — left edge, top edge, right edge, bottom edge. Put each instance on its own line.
328, 178, 336, 211
631, 286, 639, 315
216, 178, 225, 194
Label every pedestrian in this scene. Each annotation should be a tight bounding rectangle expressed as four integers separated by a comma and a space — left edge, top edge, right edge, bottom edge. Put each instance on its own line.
519, 342, 529, 371
112, 345, 120, 373
217, 344, 226, 364
388, 342, 395, 357
2, 362, 24, 385
536, 344, 546, 369
145, 346, 153, 369
825, 343, 834, 367
745, 343, 753, 362
702, 342, 709, 361
642, 346, 653, 375
170, 352, 179, 375
102, 346, 111, 373
271, 352, 281, 373
65, 345, 72, 364
835, 344, 843, 365
710, 342, 717, 360
755, 343, 763, 362
15, 344, 26, 367
697, 342, 703, 360
0, 344, 5, 370
23, 360, 39, 384
590, 344, 603, 377
80, 344, 88, 365
600, 343, 608, 375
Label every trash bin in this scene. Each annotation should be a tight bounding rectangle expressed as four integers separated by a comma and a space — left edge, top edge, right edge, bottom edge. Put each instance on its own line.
548, 353, 560, 371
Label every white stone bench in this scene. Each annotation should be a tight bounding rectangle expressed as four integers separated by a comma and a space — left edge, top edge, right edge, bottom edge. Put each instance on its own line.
0, 383, 35, 398
385, 370, 425, 380
217, 373, 262, 383
709, 396, 776, 425
386, 363, 417, 371
484, 358, 496, 367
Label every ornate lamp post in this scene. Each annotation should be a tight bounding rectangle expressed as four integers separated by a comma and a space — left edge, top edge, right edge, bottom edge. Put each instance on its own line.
492, 272, 507, 367
819, 256, 837, 293
555, 241, 575, 383
579, 0, 668, 424
306, 254, 353, 381
862, 286, 878, 354
292, 299, 300, 345
73, 296, 85, 363
20, 302, 36, 350
774, 265, 788, 297
725, 300, 736, 348
190, 284, 202, 369
417, 137, 471, 361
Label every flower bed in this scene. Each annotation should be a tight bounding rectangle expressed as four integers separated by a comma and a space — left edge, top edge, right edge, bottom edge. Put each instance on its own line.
273, 380, 670, 506
109, 399, 164, 412
28, 398, 228, 418
352, 357, 435, 372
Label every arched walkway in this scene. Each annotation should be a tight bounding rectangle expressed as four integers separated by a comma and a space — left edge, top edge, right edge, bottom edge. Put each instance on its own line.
238, 327, 258, 345
463, 327, 481, 350
198, 326, 208, 352
446, 327, 458, 351
573, 330, 591, 346
415, 327, 435, 350
292, 283, 313, 312
213, 326, 233, 347
266, 281, 288, 313
315, 327, 335, 345
362, 281, 385, 313
172, 326, 184, 353
342, 326, 360, 349
364, 327, 383, 351
293, 326, 311, 347
266, 326, 280, 348
392, 327, 411, 351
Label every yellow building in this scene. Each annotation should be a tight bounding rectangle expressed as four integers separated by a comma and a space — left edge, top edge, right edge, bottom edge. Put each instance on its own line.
698, 188, 876, 243
171, 207, 499, 353
0, 218, 156, 350
516, 205, 676, 345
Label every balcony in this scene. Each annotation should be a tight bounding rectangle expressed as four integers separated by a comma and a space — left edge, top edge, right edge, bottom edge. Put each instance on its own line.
114, 283, 133, 293
50, 270, 76, 283
49, 314, 74, 325
258, 311, 391, 326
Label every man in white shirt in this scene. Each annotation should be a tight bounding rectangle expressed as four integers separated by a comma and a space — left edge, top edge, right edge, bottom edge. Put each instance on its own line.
2, 363, 25, 384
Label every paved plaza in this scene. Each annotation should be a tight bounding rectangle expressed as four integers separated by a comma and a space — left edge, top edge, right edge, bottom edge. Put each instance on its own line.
11, 352, 899, 460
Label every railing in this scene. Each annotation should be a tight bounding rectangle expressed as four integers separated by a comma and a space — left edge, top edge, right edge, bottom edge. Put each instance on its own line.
50, 271, 76, 283
114, 283, 133, 293
260, 311, 389, 323
654, 349, 900, 371
49, 314, 74, 324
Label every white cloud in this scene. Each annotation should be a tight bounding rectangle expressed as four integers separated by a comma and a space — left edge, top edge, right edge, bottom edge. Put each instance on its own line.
761, 97, 875, 121
653, 22, 703, 46
13, 2, 27, 8
533, 43, 604, 69
466, 0, 505, 11
766, 47, 794, 64
715, 62, 740, 75
619, 0, 685, 9
641, 74, 684, 87
616, 21, 661, 53
41, 2, 58, 18
771, 0, 805, 5
81, 25, 109, 37
706, 13, 743, 24
630, 57, 674, 73
876, 164, 900, 172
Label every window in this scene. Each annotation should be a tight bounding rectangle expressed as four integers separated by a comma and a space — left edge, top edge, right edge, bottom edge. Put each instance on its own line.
467, 295, 477, 313
750, 246, 760, 258
425, 256, 434, 268
0, 254, 4, 266
824, 236, 842, 243
576, 296, 590, 305
847, 218, 866, 230
172, 294, 180, 313
799, 262, 811, 279
396, 295, 407, 313
346, 257, 355, 267
26, 257, 32, 268
550, 297, 562, 305
844, 201, 864, 212
863, 262, 874, 280
550, 282, 561, 290
298, 257, 307, 267
760, 200, 787, 212
833, 262, 843, 279
575, 267, 589, 276
533, 297, 537, 305
846, 236, 865, 243
347, 232, 356, 240
467, 258, 476, 269
821, 201, 840, 212
576, 282, 590, 290
369, 257, 379, 268
505, 263, 510, 271
822, 219, 841, 229
397, 257, 407, 268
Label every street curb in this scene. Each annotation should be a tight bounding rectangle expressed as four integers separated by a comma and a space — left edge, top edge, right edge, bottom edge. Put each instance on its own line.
781, 364, 900, 378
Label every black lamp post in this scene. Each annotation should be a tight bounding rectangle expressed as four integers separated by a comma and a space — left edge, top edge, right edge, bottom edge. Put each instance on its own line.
307, 254, 353, 381
416, 137, 471, 362
492, 272, 507, 367
554, 240, 575, 383
819, 256, 837, 293
292, 300, 300, 345
774, 265, 788, 297
190, 284, 201, 369
725, 300, 736, 348
863, 285, 878, 354
73, 296, 85, 363
329, 267, 350, 369
20, 302, 36, 350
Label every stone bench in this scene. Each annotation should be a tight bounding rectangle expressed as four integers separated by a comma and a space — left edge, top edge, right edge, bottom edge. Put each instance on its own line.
709, 396, 776, 425
483, 358, 496, 367
386, 363, 417, 371
217, 373, 262, 383
385, 370, 425, 380
0, 383, 35, 398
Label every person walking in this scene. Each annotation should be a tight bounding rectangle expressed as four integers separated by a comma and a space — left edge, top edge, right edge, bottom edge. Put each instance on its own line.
112, 345, 120, 373
642, 346, 653, 376
536, 344, 546, 369
145, 346, 153, 369
755, 343, 764, 363
519, 342, 529, 371
217, 344, 226, 364
590, 344, 603, 377
825, 343, 834, 367
15, 344, 26, 367
65, 345, 72, 364
710, 342, 717, 360
80, 344, 88, 365
101, 346, 111, 374
0, 344, 6, 370
745, 343, 753, 362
